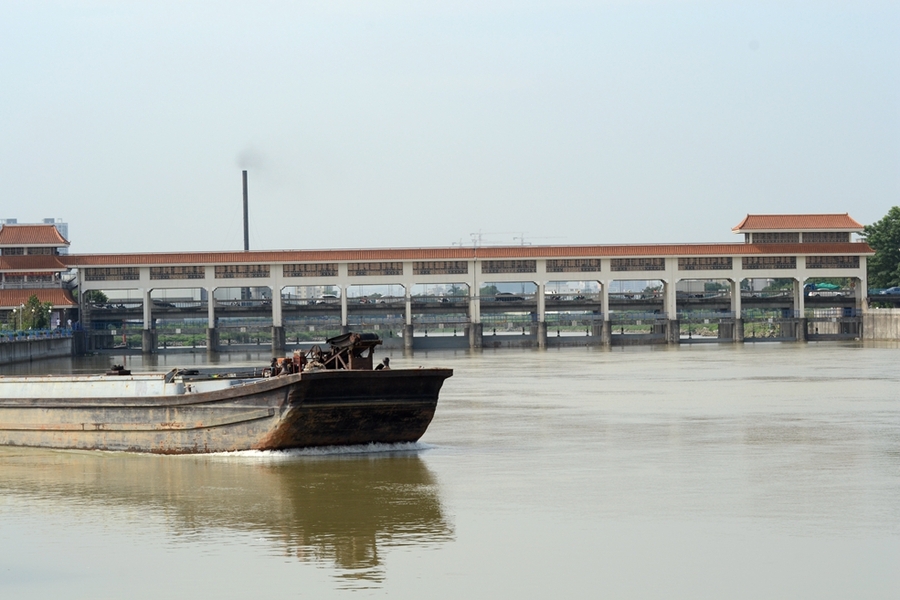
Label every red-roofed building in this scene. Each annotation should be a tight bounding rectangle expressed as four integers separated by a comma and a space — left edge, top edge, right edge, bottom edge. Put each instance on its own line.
733, 213, 864, 244
0, 222, 77, 324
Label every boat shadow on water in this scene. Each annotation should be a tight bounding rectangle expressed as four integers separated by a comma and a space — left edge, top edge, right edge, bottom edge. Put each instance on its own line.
0, 446, 454, 586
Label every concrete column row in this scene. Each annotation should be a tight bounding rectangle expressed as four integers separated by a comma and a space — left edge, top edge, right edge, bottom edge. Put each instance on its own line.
133, 272, 862, 354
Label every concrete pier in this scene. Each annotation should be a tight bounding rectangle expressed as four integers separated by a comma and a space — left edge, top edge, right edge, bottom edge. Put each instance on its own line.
536, 321, 548, 348
469, 323, 483, 349
403, 324, 414, 351
601, 321, 612, 345
667, 320, 680, 345
863, 309, 900, 341
271, 326, 285, 353
206, 327, 219, 353
141, 330, 157, 354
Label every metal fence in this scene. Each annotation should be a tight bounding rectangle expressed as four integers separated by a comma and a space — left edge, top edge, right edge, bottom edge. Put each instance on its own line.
0, 328, 74, 342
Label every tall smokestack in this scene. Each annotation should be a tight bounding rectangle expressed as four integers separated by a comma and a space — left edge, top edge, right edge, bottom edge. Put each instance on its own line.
242, 170, 249, 251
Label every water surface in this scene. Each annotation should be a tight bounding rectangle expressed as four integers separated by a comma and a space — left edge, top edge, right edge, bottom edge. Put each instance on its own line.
1, 343, 898, 598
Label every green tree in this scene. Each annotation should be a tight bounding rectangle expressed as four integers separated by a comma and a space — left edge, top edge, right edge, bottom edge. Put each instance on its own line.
763, 278, 795, 291
480, 284, 500, 296
81, 289, 109, 304
22, 295, 52, 329
863, 206, 900, 288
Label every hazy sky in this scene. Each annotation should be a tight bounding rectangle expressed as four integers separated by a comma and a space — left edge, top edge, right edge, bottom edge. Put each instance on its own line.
1, 1, 897, 253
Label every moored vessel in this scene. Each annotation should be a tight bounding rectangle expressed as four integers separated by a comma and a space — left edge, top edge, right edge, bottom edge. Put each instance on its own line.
0, 333, 452, 454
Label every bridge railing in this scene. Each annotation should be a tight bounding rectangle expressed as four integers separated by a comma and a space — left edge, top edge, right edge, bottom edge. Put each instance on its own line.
608, 311, 668, 323
677, 311, 736, 321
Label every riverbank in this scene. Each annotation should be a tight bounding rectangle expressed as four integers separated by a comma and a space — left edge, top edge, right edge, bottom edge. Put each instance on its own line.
0, 337, 72, 365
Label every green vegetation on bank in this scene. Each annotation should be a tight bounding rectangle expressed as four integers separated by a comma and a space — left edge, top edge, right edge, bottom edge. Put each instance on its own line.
864, 206, 900, 288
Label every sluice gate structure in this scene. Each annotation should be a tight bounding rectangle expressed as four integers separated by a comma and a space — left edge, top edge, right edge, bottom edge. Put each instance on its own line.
56, 213, 877, 353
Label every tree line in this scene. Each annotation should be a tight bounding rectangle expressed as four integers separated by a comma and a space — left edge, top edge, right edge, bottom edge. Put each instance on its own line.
864, 207, 900, 289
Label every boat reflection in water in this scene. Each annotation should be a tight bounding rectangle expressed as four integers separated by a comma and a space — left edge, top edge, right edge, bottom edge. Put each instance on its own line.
0, 445, 453, 586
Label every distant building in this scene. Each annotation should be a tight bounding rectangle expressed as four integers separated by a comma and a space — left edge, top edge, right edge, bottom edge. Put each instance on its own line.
0, 221, 77, 327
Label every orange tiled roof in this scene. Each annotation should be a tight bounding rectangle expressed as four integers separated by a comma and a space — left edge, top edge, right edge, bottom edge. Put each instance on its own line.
0, 224, 70, 246
732, 214, 864, 232
60, 242, 873, 267
0, 255, 69, 272
0, 288, 77, 308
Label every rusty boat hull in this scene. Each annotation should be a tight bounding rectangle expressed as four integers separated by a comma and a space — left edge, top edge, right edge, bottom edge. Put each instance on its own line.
0, 368, 452, 454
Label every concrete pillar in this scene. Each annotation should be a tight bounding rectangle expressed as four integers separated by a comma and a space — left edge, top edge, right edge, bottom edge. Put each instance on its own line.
734, 318, 744, 343
340, 286, 348, 328
142, 288, 152, 330
272, 288, 283, 328
664, 280, 678, 321
797, 318, 808, 342
537, 321, 548, 348
340, 325, 350, 335
405, 288, 413, 326
590, 322, 601, 341
793, 279, 805, 318
141, 329, 157, 354
206, 327, 219, 353
72, 330, 86, 356
469, 322, 483, 349
469, 289, 480, 326
206, 287, 216, 329
667, 320, 680, 345
854, 275, 866, 315
403, 324, 414, 351
601, 320, 612, 345
272, 326, 285, 353
730, 279, 742, 317
537, 282, 546, 323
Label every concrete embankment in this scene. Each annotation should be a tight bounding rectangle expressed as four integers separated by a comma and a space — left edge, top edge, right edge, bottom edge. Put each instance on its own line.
0, 338, 73, 366
863, 309, 900, 341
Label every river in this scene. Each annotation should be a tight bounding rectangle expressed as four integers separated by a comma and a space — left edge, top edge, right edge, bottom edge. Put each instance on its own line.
1, 343, 899, 598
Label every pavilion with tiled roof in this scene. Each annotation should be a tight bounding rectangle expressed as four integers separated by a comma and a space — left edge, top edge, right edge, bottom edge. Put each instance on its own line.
732, 213, 864, 244
0, 223, 77, 322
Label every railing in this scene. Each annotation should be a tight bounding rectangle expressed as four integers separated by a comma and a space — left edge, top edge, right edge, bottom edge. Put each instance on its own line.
0, 281, 66, 290
741, 290, 792, 299
608, 311, 668, 322
411, 295, 469, 305
0, 328, 74, 342
608, 292, 663, 301
545, 292, 603, 302
544, 312, 603, 325
805, 307, 861, 318
677, 311, 736, 321
480, 294, 537, 304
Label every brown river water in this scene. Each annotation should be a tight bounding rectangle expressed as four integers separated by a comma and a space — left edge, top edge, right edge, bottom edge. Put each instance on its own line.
1, 343, 899, 598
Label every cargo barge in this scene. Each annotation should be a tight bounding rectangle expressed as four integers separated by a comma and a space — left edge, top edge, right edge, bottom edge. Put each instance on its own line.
0, 333, 452, 454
